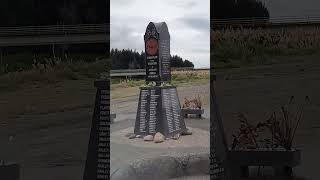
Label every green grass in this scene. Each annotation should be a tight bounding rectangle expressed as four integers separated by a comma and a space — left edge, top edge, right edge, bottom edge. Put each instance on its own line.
111, 72, 209, 89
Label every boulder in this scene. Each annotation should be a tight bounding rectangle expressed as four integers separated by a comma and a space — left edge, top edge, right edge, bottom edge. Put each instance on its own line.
143, 135, 154, 141
154, 132, 165, 143
128, 134, 136, 139
181, 128, 192, 136
136, 135, 143, 138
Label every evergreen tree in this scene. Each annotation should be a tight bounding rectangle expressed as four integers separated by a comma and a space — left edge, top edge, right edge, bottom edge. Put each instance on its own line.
110, 48, 194, 70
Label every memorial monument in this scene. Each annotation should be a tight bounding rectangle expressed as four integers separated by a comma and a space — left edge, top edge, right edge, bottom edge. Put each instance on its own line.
83, 80, 110, 180
134, 22, 187, 138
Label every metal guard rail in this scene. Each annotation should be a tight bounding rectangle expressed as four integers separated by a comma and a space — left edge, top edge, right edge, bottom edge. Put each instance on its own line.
0, 24, 109, 37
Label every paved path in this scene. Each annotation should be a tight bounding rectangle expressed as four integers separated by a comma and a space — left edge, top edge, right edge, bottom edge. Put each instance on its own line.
110, 117, 210, 176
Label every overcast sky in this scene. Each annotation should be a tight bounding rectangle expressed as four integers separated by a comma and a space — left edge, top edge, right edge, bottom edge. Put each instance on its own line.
111, 0, 210, 68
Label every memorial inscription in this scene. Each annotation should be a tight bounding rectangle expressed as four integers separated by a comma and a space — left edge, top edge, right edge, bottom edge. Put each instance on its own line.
144, 22, 171, 83
83, 80, 110, 180
135, 87, 161, 135
145, 23, 160, 82
159, 39, 171, 82
210, 80, 228, 180
135, 86, 186, 137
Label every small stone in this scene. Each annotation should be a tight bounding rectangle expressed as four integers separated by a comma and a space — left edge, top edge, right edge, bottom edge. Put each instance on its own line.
154, 132, 165, 143
125, 133, 134, 137
172, 133, 180, 140
143, 135, 154, 141
136, 135, 142, 138
181, 129, 192, 136
128, 134, 136, 139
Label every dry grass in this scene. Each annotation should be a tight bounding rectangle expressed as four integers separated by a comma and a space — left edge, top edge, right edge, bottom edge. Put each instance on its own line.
212, 27, 320, 67
232, 96, 311, 150
0, 58, 110, 91
111, 70, 209, 89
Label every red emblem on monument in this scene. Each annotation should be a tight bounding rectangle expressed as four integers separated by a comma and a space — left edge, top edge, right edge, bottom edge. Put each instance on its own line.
146, 38, 158, 56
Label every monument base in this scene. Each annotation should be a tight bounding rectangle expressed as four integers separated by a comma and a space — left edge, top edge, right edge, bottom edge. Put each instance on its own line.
134, 86, 187, 138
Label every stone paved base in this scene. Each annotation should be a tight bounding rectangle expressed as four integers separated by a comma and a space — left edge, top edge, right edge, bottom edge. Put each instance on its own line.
111, 127, 209, 148
111, 152, 209, 180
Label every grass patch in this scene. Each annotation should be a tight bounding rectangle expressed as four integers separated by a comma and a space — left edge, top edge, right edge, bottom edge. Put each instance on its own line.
212, 27, 320, 68
0, 58, 110, 91
111, 70, 209, 89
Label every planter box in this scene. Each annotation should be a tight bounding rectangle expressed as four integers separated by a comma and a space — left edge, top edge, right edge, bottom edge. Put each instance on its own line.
181, 108, 204, 118
228, 149, 301, 178
0, 162, 20, 180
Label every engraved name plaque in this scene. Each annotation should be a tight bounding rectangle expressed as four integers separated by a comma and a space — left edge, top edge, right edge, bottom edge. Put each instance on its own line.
83, 80, 110, 180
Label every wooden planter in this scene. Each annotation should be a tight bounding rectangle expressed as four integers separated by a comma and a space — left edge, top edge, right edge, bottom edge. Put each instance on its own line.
228, 149, 301, 178
181, 108, 204, 118
0, 162, 20, 180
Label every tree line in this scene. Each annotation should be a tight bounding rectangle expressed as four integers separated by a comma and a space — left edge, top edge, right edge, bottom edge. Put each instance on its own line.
0, 0, 107, 27
212, 0, 269, 19
111, 48, 194, 70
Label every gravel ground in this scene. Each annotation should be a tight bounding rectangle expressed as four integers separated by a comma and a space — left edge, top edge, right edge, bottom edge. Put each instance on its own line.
0, 62, 319, 179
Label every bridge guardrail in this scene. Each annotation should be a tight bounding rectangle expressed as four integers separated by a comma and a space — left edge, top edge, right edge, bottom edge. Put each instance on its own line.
0, 24, 109, 37
110, 68, 209, 77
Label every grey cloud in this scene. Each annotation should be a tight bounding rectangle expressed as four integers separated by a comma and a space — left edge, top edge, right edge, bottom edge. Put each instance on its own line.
178, 17, 209, 32
163, 0, 197, 9
110, 0, 210, 68
111, 0, 137, 7
111, 23, 142, 50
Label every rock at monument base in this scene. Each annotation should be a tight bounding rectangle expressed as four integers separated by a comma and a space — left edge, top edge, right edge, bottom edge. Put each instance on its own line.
154, 132, 165, 143
143, 135, 154, 141
136, 135, 143, 138
125, 133, 135, 137
172, 133, 181, 140
181, 128, 193, 136
129, 134, 136, 139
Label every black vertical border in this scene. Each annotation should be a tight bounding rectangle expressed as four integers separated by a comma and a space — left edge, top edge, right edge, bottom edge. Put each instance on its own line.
210, 0, 230, 179
83, 0, 110, 178
83, 80, 110, 180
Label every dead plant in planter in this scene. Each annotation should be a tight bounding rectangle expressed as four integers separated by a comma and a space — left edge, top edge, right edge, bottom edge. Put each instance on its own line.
182, 96, 202, 109
231, 113, 270, 150
232, 96, 311, 151
265, 96, 311, 150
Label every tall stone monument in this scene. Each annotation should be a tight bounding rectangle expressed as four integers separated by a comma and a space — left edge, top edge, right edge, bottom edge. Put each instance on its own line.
83, 80, 110, 180
134, 22, 187, 138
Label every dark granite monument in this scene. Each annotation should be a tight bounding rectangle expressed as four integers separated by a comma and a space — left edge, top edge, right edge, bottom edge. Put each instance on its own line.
83, 80, 110, 180
210, 78, 228, 180
134, 22, 187, 138
144, 22, 171, 83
